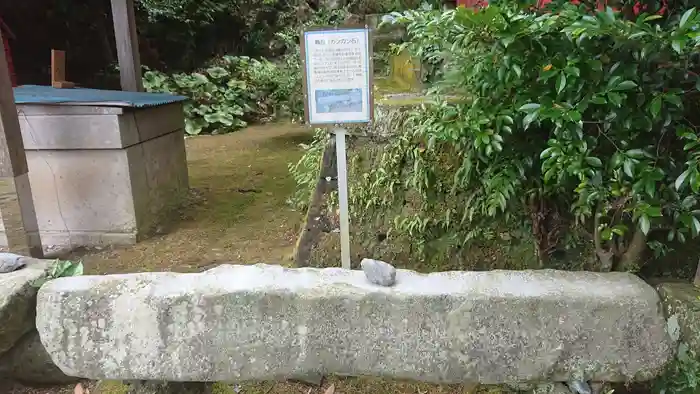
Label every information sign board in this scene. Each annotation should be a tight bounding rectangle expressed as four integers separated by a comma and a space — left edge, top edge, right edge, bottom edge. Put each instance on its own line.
301, 27, 373, 125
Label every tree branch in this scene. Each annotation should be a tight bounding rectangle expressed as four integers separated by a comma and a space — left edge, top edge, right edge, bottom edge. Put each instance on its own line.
593, 204, 614, 272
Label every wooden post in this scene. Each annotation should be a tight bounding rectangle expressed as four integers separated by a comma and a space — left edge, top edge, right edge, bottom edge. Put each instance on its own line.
51, 50, 66, 85
110, 0, 143, 92
0, 30, 43, 257
693, 258, 700, 287
294, 138, 338, 267
50, 50, 75, 89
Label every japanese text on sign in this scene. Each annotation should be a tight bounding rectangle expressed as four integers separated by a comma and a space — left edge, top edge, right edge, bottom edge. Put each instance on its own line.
303, 28, 372, 124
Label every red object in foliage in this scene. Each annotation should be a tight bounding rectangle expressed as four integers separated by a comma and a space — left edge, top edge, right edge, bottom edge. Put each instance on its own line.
457, 0, 488, 7
455, 0, 668, 16
0, 16, 16, 87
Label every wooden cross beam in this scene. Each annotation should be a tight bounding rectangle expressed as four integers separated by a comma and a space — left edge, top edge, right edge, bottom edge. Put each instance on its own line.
110, 0, 143, 92
0, 30, 43, 257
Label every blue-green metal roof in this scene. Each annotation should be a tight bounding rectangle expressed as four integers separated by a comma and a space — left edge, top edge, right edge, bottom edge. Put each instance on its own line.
14, 85, 187, 108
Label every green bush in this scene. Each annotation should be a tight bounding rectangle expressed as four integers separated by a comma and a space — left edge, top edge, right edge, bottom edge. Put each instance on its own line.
141, 7, 356, 136
654, 343, 700, 394
143, 56, 300, 135
347, 3, 700, 272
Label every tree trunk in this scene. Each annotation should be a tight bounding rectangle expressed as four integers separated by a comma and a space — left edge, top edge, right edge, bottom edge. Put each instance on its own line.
616, 226, 647, 272
593, 207, 614, 272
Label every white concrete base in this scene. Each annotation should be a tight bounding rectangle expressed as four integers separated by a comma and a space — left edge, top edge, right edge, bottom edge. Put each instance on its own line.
0, 103, 189, 249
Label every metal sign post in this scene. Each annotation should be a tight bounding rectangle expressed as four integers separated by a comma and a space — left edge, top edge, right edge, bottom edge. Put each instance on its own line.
301, 26, 374, 270
334, 127, 351, 269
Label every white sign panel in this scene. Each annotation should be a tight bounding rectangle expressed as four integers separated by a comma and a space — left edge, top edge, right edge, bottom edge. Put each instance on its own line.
303, 28, 372, 125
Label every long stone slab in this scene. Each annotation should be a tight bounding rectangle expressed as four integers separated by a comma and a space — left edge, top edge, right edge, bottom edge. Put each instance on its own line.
36, 265, 674, 384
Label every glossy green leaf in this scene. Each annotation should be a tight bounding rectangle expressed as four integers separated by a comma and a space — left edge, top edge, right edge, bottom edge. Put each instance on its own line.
663, 94, 682, 108
540, 147, 555, 159
680, 8, 695, 30
692, 217, 700, 237
626, 149, 645, 159
676, 169, 691, 190
206, 67, 230, 79
647, 206, 663, 217
639, 215, 651, 235
650, 96, 662, 118
519, 103, 541, 112
513, 64, 522, 78
614, 81, 637, 91
523, 112, 538, 129
645, 180, 655, 198
585, 157, 602, 167
672, 39, 683, 54
608, 92, 623, 107
612, 224, 628, 236
568, 110, 582, 122
556, 73, 567, 94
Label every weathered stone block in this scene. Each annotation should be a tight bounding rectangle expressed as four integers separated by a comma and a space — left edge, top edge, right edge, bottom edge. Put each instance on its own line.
657, 282, 700, 354
37, 265, 673, 384
0, 257, 49, 356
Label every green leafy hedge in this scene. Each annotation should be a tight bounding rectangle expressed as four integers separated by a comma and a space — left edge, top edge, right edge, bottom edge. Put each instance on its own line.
143, 56, 302, 135
346, 3, 700, 272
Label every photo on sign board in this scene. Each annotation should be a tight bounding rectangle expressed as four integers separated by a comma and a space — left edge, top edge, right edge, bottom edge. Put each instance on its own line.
314, 88, 363, 114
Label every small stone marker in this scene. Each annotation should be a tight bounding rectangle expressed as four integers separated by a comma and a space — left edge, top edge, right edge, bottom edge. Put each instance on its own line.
361, 258, 396, 287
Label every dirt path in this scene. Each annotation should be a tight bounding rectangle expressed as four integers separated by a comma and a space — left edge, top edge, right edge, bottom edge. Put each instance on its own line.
10, 123, 481, 394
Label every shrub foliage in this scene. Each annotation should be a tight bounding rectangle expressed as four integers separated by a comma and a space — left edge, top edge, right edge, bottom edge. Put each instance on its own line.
349, 2, 700, 271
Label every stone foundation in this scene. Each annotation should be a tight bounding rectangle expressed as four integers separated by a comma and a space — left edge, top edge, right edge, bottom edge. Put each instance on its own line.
0, 103, 189, 249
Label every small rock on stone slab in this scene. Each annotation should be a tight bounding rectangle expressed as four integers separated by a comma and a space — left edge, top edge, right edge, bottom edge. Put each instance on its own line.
360, 258, 396, 287
0, 253, 28, 273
